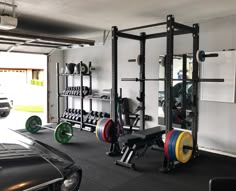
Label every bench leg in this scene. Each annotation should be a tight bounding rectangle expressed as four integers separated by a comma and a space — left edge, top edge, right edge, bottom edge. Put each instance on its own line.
115, 144, 136, 169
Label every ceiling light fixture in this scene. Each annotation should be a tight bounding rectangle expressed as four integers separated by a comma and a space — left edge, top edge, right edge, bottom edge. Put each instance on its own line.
0, 1, 17, 30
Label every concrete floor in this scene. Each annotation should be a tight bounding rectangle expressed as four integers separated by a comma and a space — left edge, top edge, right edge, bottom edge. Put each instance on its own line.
0, 109, 44, 130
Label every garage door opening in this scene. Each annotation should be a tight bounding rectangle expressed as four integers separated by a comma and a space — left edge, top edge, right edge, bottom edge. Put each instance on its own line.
0, 52, 47, 130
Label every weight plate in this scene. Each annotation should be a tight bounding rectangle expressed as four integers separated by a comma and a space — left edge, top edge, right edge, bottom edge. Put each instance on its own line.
96, 118, 106, 141
168, 130, 179, 161
102, 118, 112, 142
164, 130, 174, 159
25, 115, 42, 134
196, 50, 205, 63
104, 119, 115, 143
98, 118, 108, 142
80, 63, 88, 75
95, 118, 101, 140
170, 131, 181, 161
175, 131, 193, 163
54, 122, 73, 144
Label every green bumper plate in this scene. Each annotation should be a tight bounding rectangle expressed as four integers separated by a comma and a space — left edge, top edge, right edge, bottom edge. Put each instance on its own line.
54, 122, 73, 144
25, 115, 42, 133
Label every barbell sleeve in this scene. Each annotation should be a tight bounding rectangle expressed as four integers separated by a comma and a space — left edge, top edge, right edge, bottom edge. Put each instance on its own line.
183, 145, 193, 150
204, 53, 219, 58
128, 59, 136, 62
199, 78, 224, 82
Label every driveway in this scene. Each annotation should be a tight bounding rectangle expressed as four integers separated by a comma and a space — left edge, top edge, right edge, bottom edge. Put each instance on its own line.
0, 109, 44, 130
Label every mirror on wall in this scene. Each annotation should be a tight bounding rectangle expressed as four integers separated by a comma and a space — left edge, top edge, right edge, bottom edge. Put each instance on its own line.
158, 50, 236, 127
158, 55, 193, 129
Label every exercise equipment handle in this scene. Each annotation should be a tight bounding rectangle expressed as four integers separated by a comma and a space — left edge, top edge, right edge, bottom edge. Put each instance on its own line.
204, 53, 218, 58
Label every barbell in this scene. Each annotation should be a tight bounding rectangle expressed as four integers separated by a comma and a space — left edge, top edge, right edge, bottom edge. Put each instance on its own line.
121, 77, 224, 83
25, 115, 73, 144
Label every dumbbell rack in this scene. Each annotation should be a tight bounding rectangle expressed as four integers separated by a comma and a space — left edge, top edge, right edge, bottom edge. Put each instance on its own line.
56, 62, 111, 132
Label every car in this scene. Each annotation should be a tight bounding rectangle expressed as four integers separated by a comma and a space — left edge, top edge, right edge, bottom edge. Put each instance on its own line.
0, 128, 82, 191
0, 84, 12, 118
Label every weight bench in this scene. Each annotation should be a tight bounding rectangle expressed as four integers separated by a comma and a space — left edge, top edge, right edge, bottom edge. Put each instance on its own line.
209, 177, 236, 191
115, 126, 165, 169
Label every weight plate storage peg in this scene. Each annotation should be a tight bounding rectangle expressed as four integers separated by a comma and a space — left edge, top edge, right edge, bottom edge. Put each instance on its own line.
25, 115, 42, 133
175, 131, 193, 163
54, 122, 73, 144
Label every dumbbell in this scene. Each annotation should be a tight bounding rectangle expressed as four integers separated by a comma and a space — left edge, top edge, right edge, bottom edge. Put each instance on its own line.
103, 112, 110, 118
92, 112, 98, 125
25, 115, 73, 144
75, 87, 80, 96
80, 62, 88, 75
87, 111, 94, 124
62, 108, 70, 119
75, 113, 81, 121
83, 86, 90, 96
196, 50, 218, 63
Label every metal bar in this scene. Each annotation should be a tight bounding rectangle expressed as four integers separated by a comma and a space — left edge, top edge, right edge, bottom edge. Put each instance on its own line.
183, 145, 193, 150
111, 26, 118, 124
89, 62, 93, 112
0, 1, 17, 7
174, 30, 193, 36
146, 30, 192, 40
128, 59, 136, 62
56, 62, 60, 123
121, 78, 224, 82
117, 32, 141, 41
165, 15, 174, 132
80, 62, 84, 129
0, 29, 95, 45
139, 32, 146, 131
146, 32, 167, 39
192, 23, 200, 157
174, 22, 194, 33
0, 50, 48, 55
118, 22, 166, 32
199, 78, 224, 82
182, 54, 187, 124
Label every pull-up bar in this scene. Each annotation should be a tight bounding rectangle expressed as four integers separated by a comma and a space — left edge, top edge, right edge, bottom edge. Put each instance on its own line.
118, 22, 167, 33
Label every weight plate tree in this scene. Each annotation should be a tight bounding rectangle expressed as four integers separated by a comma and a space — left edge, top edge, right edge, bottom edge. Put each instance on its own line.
25, 115, 73, 144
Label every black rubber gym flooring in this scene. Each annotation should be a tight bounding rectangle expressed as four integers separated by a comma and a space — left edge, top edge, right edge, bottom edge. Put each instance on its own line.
24, 130, 236, 191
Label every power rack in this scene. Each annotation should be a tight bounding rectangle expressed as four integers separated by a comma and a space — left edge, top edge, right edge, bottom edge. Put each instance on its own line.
111, 15, 200, 171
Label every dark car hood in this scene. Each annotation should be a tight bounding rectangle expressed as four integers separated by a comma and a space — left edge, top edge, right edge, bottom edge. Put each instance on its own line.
0, 128, 74, 191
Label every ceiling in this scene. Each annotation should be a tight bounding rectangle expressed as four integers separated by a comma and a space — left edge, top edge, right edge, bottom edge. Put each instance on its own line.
2, 0, 236, 39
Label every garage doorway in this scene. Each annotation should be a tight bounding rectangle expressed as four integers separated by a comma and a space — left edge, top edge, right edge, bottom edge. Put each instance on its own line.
0, 52, 47, 130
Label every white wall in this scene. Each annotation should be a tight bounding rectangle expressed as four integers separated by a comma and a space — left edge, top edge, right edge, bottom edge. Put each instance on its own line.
60, 15, 236, 155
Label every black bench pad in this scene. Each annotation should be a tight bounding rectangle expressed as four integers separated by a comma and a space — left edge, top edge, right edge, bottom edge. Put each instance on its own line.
119, 134, 142, 145
132, 126, 165, 139
119, 126, 165, 145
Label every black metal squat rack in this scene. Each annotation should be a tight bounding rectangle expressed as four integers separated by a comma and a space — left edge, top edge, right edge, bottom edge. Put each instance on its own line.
111, 15, 200, 171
